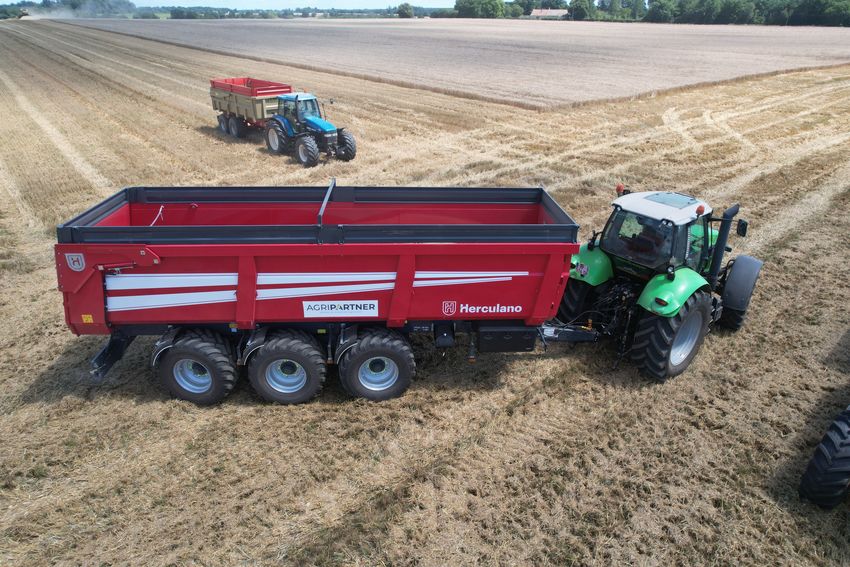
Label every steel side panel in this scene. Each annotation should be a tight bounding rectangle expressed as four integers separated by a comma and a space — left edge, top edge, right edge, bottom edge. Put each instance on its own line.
56, 242, 578, 334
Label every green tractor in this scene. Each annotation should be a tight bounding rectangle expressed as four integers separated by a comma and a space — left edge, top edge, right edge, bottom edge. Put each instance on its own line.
560, 185, 763, 380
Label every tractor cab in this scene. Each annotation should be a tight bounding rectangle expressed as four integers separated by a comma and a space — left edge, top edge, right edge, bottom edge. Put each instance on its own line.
267, 93, 356, 167
276, 94, 335, 136
599, 190, 714, 279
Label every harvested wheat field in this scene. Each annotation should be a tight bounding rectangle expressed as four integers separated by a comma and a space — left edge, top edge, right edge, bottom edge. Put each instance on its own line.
0, 18, 849, 566
73, 18, 850, 108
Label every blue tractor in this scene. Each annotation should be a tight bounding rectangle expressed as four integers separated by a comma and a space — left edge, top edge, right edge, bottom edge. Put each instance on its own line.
264, 94, 356, 168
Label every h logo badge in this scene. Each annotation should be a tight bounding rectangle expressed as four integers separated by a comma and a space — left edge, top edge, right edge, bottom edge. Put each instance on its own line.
442, 301, 457, 317
65, 253, 86, 272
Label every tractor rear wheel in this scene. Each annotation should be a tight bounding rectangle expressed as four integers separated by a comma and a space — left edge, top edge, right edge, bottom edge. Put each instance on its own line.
248, 330, 326, 404
336, 130, 357, 161
557, 279, 592, 324
338, 329, 415, 401
295, 136, 320, 167
800, 408, 850, 509
228, 116, 246, 138
265, 123, 286, 154
157, 329, 237, 405
631, 291, 711, 382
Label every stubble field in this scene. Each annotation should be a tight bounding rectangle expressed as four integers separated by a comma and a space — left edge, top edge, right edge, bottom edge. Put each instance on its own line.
0, 19, 849, 565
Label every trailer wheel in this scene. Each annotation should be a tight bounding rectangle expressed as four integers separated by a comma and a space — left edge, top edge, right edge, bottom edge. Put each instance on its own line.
228, 116, 246, 139
800, 408, 850, 509
557, 279, 592, 324
631, 290, 711, 382
157, 329, 237, 405
265, 122, 287, 154
338, 329, 415, 401
295, 136, 320, 167
217, 114, 228, 134
336, 130, 356, 162
248, 330, 326, 404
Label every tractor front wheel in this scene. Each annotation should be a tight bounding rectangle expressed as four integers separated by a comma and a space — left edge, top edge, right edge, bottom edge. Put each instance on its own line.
336, 130, 357, 162
631, 291, 711, 382
295, 137, 320, 167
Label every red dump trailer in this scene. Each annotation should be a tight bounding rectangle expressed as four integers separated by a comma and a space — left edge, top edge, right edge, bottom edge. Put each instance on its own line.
55, 181, 595, 405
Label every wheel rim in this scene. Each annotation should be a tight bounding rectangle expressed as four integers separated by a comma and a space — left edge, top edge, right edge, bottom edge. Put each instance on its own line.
670, 312, 703, 366
357, 357, 399, 392
268, 129, 279, 151
298, 142, 309, 162
173, 359, 213, 394
265, 359, 307, 394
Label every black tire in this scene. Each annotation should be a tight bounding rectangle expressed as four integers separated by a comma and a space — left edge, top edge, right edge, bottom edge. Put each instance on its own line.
295, 136, 320, 167
248, 330, 326, 404
228, 116, 246, 138
719, 307, 746, 331
799, 409, 850, 509
157, 329, 237, 405
265, 122, 287, 154
338, 329, 415, 401
336, 130, 356, 161
557, 279, 592, 324
217, 114, 228, 134
631, 290, 711, 382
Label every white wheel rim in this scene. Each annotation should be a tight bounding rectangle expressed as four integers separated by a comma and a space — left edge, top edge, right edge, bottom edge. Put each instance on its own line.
173, 359, 212, 394
265, 359, 307, 394
298, 143, 308, 162
670, 312, 703, 366
268, 129, 279, 151
357, 357, 399, 391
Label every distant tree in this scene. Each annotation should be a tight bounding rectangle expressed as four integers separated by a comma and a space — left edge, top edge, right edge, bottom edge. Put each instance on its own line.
541, 0, 567, 7
569, 0, 594, 18
644, 0, 676, 19
430, 7, 459, 15
716, 0, 754, 21
506, 1, 525, 15
397, 2, 414, 17
455, 0, 505, 16
630, 0, 647, 18
514, 0, 538, 13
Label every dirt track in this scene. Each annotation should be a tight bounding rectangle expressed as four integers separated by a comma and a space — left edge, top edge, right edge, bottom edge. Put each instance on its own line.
0, 19, 849, 565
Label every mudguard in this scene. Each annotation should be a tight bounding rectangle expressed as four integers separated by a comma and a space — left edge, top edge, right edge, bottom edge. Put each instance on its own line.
638, 268, 710, 317
570, 243, 613, 287
721, 255, 763, 311
272, 115, 296, 137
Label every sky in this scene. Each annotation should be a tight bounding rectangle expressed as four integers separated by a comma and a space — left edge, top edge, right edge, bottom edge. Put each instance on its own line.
133, 0, 455, 8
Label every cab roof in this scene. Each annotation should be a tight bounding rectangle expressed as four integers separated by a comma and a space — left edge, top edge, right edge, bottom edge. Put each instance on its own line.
612, 191, 711, 225
277, 93, 316, 101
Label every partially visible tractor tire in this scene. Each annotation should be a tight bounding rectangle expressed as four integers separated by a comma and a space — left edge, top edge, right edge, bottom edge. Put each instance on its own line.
295, 136, 320, 167
217, 114, 228, 134
157, 329, 237, 405
800, 409, 850, 509
228, 116, 246, 138
718, 255, 762, 331
248, 330, 326, 404
265, 122, 287, 155
336, 130, 356, 162
338, 328, 415, 401
557, 279, 592, 324
631, 290, 711, 382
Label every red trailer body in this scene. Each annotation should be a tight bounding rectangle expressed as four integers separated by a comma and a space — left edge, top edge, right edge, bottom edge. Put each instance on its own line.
56, 184, 579, 336
55, 183, 592, 403
209, 77, 293, 97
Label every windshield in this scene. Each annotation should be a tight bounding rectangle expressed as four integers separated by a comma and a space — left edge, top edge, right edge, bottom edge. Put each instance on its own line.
600, 208, 675, 270
298, 99, 321, 119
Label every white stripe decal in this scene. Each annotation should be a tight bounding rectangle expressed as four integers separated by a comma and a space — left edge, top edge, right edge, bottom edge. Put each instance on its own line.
107, 290, 237, 312
414, 271, 529, 279
413, 277, 513, 287
105, 273, 238, 291
257, 282, 396, 301
257, 272, 396, 285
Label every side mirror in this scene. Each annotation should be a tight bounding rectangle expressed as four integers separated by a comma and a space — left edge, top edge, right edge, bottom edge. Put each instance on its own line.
587, 230, 599, 251
736, 219, 748, 237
